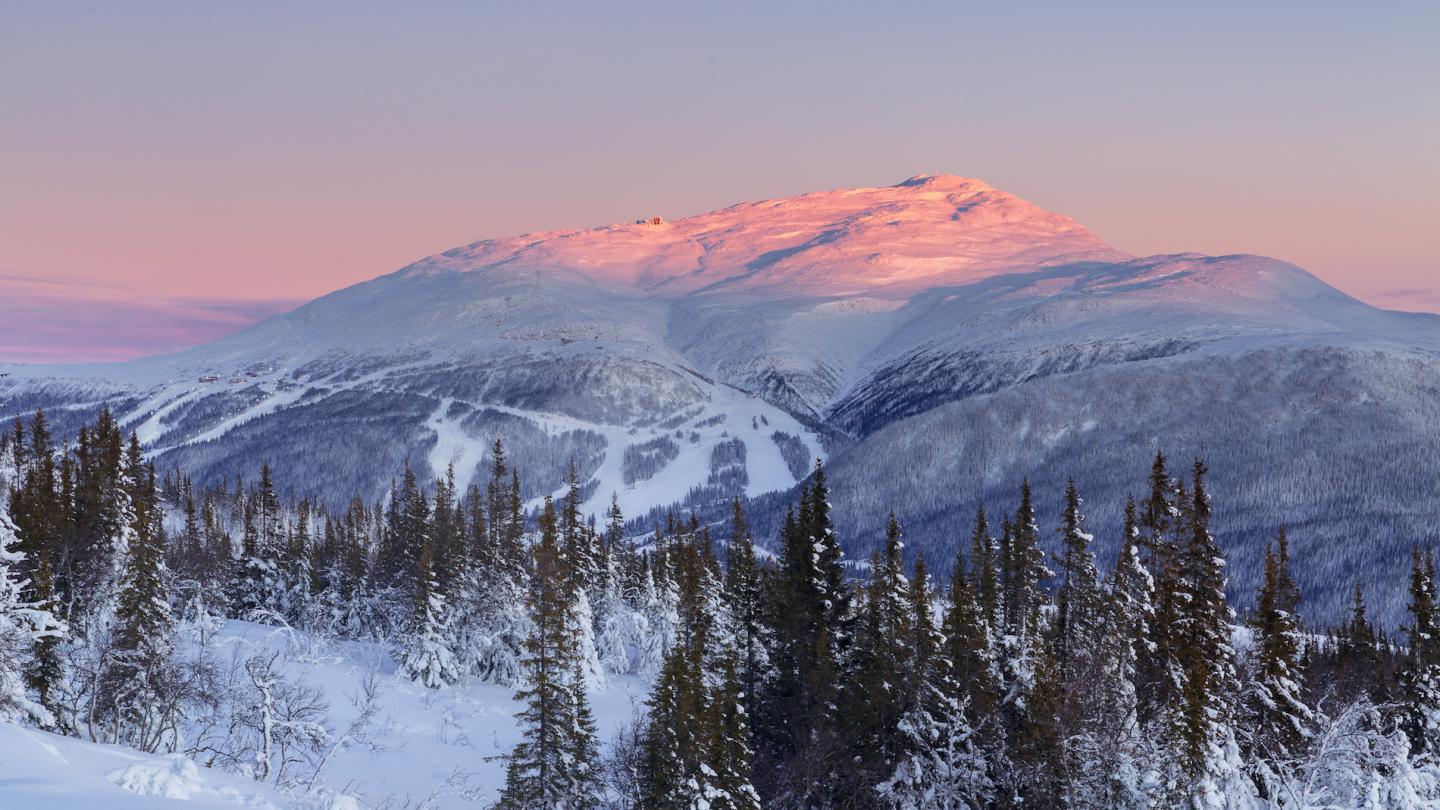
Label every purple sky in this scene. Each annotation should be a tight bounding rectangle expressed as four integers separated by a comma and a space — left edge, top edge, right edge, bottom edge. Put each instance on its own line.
0, 274, 301, 363
2, 2, 1436, 363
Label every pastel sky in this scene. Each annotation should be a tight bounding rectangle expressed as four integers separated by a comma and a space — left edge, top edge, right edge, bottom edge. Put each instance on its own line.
2, 2, 1437, 363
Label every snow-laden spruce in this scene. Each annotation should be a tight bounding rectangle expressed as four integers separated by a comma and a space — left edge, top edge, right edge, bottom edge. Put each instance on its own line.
0, 508, 63, 726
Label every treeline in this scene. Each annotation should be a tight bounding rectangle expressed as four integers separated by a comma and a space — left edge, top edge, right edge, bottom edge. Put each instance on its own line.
4, 408, 1440, 807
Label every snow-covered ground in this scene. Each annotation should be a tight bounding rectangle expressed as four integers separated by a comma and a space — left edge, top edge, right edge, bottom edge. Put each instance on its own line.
0, 621, 651, 809
0, 721, 334, 810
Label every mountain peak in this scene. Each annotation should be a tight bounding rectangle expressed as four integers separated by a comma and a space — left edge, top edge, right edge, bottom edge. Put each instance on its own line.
893, 173, 993, 190
413, 175, 1128, 296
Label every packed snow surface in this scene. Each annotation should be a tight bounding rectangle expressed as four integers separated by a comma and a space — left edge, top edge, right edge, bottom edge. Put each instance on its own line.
0, 621, 647, 809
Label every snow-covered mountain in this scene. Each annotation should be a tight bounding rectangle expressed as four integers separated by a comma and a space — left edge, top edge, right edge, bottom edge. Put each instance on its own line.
5, 174, 1439, 622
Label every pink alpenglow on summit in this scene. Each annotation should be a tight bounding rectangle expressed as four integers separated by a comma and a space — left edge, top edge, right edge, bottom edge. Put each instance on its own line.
408, 176, 1127, 296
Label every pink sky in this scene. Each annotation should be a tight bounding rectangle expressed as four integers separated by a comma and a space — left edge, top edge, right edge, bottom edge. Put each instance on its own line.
0, 274, 302, 364
2, 3, 1435, 362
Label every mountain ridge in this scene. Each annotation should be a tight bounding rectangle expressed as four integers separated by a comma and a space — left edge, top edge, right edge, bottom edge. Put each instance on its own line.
401, 173, 1127, 296
4, 175, 1438, 623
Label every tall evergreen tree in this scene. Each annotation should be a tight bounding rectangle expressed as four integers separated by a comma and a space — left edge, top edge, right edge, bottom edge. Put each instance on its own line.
1005, 480, 1050, 640
0, 506, 64, 727
722, 497, 768, 718
227, 465, 285, 620
881, 551, 992, 809
1246, 529, 1312, 778
559, 461, 604, 690
969, 504, 1000, 642
1401, 546, 1440, 761
642, 515, 759, 810
401, 491, 460, 688
1049, 480, 1108, 804
283, 498, 313, 624
708, 651, 764, 810
1054, 479, 1103, 689
99, 462, 174, 751
1139, 452, 1182, 720
807, 461, 851, 653
1166, 460, 1249, 805
754, 462, 856, 804
847, 513, 913, 780
944, 533, 997, 722
1091, 497, 1156, 808
465, 446, 531, 686
495, 497, 601, 809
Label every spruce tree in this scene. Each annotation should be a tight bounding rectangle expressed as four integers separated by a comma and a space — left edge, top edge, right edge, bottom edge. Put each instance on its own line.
880, 551, 993, 809
1166, 460, 1249, 805
559, 461, 604, 690
8, 410, 59, 577
908, 552, 936, 699
847, 513, 912, 778
0, 507, 64, 727
466, 448, 531, 686
722, 497, 768, 716
375, 463, 426, 594
753, 465, 854, 803
227, 465, 285, 620
707, 651, 764, 810
944, 537, 997, 721
1054, 479, 1103, 689
175, 489, 204, 587
642, 517, 759, 810
485, 442, 528, 583
969, 503, 1000, 641
1110, 497, 1160, 727
641, 638, 705, 808
761, 501, 813, 770
1340, 582, 1373, 663
24, 547, 65, 729
1007, 480, 1050, 640
1093, 497, 1155, 807
807, 461, 850, 651
1335, 582, 1380, 701
401, 497, 460, 688
1401, 546, 1440, 760
431, 465, 461, 597
283, 498, 313, 625
1140, 452, 1183, 719
994, 481, 1053, 804
1049, 480, 1108, 804
1247, 529, 1312, 775
495, 497, 601, 809
66, 406, 126, 631
100, 463, 174, 751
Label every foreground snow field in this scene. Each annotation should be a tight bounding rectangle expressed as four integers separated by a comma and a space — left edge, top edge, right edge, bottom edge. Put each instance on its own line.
0, 621, 650, 809
0, 721, 343, 810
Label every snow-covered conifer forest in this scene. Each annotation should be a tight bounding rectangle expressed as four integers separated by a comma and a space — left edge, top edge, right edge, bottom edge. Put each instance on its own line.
2, 407, 1440, 809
